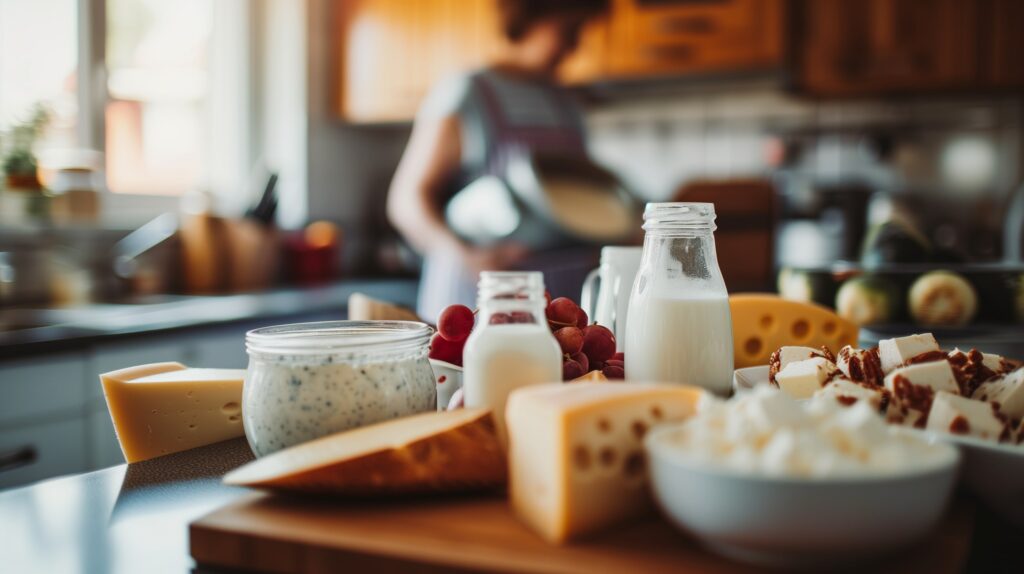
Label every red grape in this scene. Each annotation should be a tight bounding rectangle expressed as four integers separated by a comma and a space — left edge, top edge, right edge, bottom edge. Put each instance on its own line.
575, 307, 589, 329
612, 351, 624, 362
489, 312, 512, 325
603, 364, 625, 379
605, 359, 624, 369
554, 327, 584, 355
569, 351, 589, 372
546, 297, 579, 327
510, 311, 535, 324
563, 358, 585, 381
582, 324, 616, 364
544, 290, 552, 307
438, 304, 474, 343
428, 332, 464, 366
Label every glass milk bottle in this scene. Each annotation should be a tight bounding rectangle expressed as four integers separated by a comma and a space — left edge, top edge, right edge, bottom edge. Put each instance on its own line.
624, 203, 734, 395
463, 271, 561, 442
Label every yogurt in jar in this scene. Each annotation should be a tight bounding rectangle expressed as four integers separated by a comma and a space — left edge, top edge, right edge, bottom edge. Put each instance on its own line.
243, 321, 436, 457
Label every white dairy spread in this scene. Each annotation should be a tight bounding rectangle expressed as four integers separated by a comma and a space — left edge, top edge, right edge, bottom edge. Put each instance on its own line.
657, 386, 952, 478
243, 350, 436, 457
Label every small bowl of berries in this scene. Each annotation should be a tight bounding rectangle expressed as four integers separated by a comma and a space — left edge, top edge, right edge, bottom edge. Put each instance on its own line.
427, 304, 475, 410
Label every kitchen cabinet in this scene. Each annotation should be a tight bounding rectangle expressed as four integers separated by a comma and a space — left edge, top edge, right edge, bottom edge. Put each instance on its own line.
605, 0, 784, 79
0, 418, 89, 489
794, 0, 1024, 96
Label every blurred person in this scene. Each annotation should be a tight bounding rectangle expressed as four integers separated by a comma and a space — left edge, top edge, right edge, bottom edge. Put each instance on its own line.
387, 0, 610, 322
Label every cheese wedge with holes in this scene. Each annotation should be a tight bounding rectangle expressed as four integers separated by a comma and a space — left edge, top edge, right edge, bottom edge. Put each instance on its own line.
506, 382, 703, 543
730, 294, 859, 368
100, 362, 246, 463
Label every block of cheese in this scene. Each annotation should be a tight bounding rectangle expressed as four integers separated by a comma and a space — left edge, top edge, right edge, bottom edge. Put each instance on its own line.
768, 345, 828, 384
774, 357, 837, 400
973, 368, 1024, 420
927, 391, 1009, 442
878, 333, 940, 374
100, 362, 246, 463
224, 408, 506, 494
836, 345, 885, 387
505, 382, 703, 544
884, 360, 959, 426
730, 294, 858, 368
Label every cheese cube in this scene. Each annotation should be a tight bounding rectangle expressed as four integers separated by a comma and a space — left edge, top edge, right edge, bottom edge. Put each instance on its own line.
769, 346, 827, 383
973, 368, 1024, 420
927, 391, 1008, 442
506, 382, 703, 543
836, 345, 884, 386
774, 357, 837, 400
884, 361, 959, 426
814, 378, 886, 410
948, 348, 1009, 374
878, 333, 940, 374
100, 362, 246, 463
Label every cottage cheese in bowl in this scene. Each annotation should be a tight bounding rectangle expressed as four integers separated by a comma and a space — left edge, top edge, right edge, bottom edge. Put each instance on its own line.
243, 321, 436, 457
645, 387, 959, 566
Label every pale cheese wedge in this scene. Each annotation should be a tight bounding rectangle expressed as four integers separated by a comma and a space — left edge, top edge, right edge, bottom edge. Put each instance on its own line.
506, 382, 703, 544
100, 362, 245, 463
224, 408, 506, 494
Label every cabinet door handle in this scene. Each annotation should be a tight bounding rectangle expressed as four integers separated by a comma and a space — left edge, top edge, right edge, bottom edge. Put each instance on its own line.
0, 445, 37, 473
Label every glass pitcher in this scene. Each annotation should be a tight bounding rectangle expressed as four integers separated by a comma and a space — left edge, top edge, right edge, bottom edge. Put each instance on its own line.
624, 203, 733, 395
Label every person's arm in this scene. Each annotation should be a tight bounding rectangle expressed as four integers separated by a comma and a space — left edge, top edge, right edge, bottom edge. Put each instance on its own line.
387, 113, 464, 255
387, 113, 527, 274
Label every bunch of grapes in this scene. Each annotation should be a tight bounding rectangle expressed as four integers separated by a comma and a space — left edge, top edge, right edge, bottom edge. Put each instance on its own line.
428, 295, 626, 381
545, 296, 624, 381
427, 304, 474, 366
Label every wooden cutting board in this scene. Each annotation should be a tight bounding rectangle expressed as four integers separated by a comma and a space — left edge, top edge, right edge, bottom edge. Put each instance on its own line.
190, 492, 974, 574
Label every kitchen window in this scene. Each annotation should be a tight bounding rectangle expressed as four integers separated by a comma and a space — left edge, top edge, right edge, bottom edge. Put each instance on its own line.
0, 0, 256, 210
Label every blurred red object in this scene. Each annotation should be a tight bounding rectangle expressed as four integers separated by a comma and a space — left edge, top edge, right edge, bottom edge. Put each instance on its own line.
285, 221, 341, 285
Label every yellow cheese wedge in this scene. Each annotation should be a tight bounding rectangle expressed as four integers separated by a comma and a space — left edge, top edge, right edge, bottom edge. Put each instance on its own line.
730, 294, 859, 368
506, 382, 703, 544
224, 408, 506, 494
100, 362, 246, 463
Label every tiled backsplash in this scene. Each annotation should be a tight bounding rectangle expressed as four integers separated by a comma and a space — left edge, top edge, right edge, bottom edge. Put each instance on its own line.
584, 80, 1023, 202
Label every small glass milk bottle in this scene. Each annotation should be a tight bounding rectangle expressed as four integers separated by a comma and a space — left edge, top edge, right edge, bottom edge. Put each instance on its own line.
463, 271, 561, 442
624, 203, 734, 395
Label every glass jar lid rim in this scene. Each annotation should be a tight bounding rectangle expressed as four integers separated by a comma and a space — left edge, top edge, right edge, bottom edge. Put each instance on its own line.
246, 320, 432, 354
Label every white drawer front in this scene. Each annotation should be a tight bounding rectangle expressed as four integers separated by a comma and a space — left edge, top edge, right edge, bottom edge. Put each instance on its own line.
0, 417, 89, 489
0, 353, 88, 425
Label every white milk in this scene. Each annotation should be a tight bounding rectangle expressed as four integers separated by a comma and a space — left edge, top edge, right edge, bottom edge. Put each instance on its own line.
463, 323, 561, 443
624, 294, 734, 395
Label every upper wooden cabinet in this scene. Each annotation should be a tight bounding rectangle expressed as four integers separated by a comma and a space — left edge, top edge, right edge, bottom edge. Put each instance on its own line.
794, 0, 1024, 96
606, 0, 784, 79
333, 0, 1023, 122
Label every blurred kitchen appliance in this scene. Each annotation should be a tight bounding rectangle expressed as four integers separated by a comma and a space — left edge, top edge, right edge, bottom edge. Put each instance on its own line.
446, 151, 640, 251
672, 179, 777, 292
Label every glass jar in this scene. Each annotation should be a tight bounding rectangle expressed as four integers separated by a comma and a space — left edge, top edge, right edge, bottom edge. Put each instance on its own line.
243, 320, 436, 457
463, 271, 561, 442
624, 203, 734, 394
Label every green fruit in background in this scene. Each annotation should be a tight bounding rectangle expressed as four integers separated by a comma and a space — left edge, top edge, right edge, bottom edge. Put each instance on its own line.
908, 270, 978, 327
861, 220, 932, 266
777, 268, 838, 308
835, 275, 900, 326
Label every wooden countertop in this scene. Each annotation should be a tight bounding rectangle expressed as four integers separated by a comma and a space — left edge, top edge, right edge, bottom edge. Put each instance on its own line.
2, 437, 1021, 573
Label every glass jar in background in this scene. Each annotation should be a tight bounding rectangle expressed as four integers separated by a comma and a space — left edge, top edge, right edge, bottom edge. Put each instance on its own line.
243, 321, 436, 457
625, 203, 734, 395
463, 271, 561, 443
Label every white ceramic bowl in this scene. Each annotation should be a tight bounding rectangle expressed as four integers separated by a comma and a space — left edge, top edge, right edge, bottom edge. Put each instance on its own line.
925, 431, 1024, 526
428, 359, 463, 411
645, 424, 960, 567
